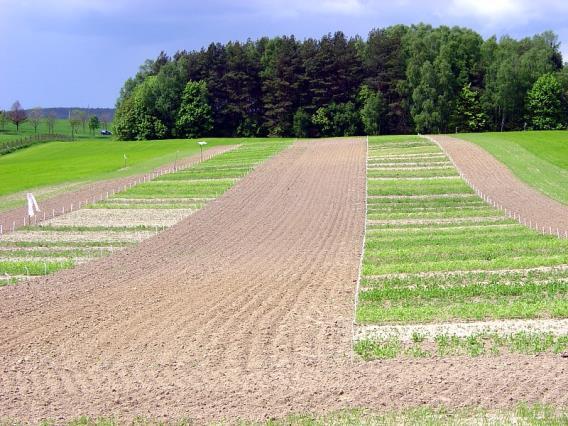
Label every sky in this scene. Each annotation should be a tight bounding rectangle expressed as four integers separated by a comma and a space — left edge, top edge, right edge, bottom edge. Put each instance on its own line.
1, 0, 568, 109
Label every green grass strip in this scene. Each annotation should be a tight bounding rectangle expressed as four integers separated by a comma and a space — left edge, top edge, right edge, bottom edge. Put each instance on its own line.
0, 260, 74, 275
355, 332, 568, 360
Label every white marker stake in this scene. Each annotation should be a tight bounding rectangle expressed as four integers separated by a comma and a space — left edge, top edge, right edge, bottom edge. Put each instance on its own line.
26, 193, 39, 217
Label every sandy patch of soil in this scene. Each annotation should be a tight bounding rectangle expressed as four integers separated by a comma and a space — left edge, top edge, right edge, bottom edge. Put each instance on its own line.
355, 319, 568, 341
0, 230, 154, 243
41, 208, 194, 228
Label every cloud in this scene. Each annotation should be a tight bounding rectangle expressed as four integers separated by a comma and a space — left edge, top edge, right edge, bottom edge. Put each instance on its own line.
448, 0, 527, 20
446, 0, 568, 26
1, 0, 567, 107
250, 0, 366, 17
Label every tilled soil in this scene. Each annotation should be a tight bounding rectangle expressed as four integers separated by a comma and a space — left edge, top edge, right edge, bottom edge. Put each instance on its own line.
0, 145, 237, 235
0, 139, 567, 423
430, 135, 568, 235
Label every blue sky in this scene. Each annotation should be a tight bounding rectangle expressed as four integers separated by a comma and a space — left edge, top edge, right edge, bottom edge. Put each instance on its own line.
1, 0, 568, 109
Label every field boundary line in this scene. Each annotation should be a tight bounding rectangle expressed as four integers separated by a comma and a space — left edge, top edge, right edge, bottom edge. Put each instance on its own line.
351, 135, 368, 363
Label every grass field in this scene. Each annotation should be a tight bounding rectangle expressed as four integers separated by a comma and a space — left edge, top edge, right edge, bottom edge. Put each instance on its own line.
355, 136, 568, 359
459, 131, 568, 204
0, 118, 110, 143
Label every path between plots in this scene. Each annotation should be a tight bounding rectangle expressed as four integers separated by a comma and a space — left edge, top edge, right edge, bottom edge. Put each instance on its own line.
429, 135, 568, 235
0, 145, 237, 234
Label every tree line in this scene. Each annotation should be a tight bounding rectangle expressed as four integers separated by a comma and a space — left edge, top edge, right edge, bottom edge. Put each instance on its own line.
113, 24, 568, 140
0, 102, 113, 136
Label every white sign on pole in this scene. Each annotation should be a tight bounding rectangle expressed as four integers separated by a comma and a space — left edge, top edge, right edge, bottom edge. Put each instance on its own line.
26, 193, 40, 217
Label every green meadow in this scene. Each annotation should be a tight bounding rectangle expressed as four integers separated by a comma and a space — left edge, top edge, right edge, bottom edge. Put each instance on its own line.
0, 118, 110, 143
0, 137, 291, 212
459, 131, 568, 204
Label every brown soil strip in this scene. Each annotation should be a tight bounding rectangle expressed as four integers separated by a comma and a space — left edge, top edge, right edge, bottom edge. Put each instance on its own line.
0, 138, 567, 423
430, 135, 568, 236
0, 145, 237, 235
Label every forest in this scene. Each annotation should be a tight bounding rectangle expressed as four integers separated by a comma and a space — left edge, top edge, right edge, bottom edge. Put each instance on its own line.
113, 24, 568, 140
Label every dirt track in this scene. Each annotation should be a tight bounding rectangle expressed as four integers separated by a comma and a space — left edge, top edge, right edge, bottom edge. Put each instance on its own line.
430, 135, 568, 235
0, 145, 236, 235
0, 138, 567, 423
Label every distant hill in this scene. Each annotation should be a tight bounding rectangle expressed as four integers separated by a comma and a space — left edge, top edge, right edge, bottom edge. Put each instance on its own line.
29, 107, 115, 120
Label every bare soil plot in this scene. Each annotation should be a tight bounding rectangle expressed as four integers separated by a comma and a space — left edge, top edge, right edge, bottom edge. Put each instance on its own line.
1, 138, 567, 423
430, 135, 568, 235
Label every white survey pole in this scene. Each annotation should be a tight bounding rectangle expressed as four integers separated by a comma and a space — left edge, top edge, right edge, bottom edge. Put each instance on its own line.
198, 141, 207, 162
26, 193, 40, 218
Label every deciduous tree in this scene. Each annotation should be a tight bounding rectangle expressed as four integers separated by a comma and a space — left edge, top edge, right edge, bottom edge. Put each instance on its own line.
69, 110, 82, 140
359, 86, 386, 135
176, 80, 213, 138
8, 101, 27, 132
455, 83, 487, 132
292, 108, 310, 138
113, 76, 168, 140
78, 110, 88, 133
527, 73, 565, 130
29, 107, 43, 134
45, 112, 57, 134
88, 115, 100, 134
0, 110, 6, 131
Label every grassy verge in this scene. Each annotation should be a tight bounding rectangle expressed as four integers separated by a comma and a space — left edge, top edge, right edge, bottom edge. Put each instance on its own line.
25, 405, 568, 425
0, 260, 74, 275
459, 130, 568, 204
355, 332, 568, 360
